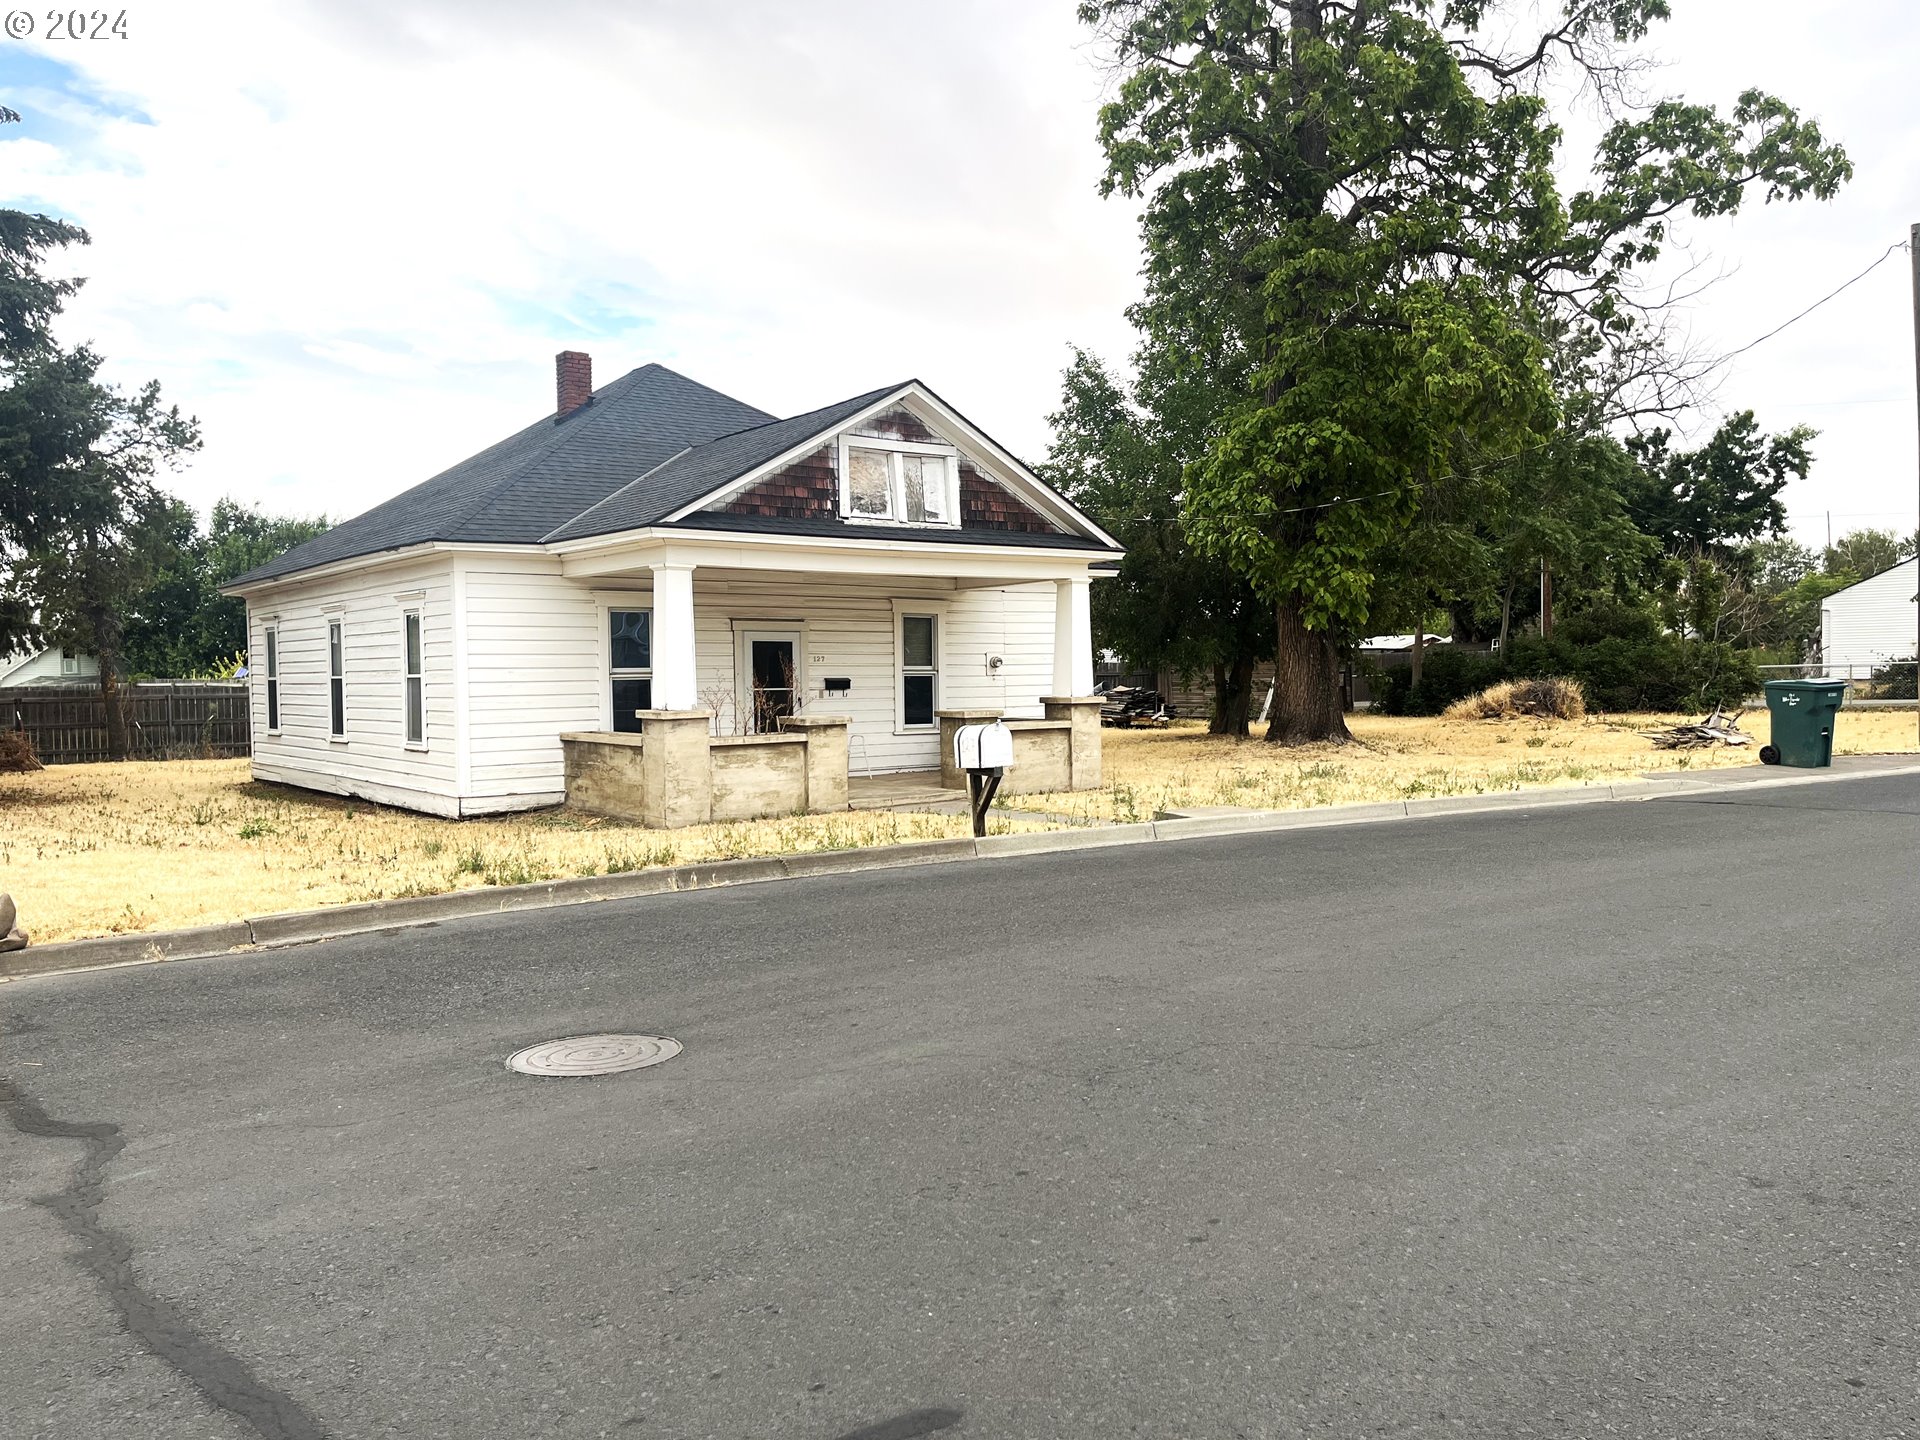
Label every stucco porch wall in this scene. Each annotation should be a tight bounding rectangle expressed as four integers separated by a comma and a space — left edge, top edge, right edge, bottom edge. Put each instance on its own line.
936, 697, 1103, 794
561, 713, 850, 827
709, 733, 808, 823
1002, 721, 1072, 793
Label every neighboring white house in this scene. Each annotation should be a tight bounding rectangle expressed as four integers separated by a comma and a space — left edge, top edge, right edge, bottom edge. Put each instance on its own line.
1820, 557, 1917, 678
223, 354, 1122, 819
0, 646, 98, 688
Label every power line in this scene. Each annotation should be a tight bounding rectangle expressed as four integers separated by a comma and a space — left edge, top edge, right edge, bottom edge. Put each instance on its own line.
1720, 240, 1909, 362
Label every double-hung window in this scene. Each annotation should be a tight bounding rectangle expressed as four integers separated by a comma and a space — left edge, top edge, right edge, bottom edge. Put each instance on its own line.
263, 625, 280, 732
840, 438, 959, 526
609, 609, 653, 733
327, 619, 346, 738
899, 614, 938, 729
402, 611, 424, 746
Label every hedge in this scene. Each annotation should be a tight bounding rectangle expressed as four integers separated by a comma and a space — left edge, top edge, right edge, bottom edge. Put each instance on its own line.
1374, 615, 1763, 717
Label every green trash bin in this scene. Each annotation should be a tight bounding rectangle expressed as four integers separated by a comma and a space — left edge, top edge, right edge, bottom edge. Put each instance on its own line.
1760, 679, 1848, 767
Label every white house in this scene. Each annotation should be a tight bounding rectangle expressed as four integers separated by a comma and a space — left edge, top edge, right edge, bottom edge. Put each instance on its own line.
224, 354, 1122, 820
0, 646, 98, 688
1820, 557, 1917, 678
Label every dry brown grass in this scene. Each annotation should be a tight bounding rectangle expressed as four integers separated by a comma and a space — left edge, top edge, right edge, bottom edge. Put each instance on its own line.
0, 764, 1048, 945
1015, 709, 1920, 824
5, 709, 1913, 945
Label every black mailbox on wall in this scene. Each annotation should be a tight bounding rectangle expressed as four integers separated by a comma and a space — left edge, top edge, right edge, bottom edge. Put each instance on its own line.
823, 677, 851, 695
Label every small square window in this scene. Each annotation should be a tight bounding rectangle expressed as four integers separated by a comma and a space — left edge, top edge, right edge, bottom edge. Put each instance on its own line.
612, 677, 653, 733
902, 674, 935, 728
610, 610, 651, 670
902, 455, 946, 524
901, 615, 935, 669
848, 448, 892, 518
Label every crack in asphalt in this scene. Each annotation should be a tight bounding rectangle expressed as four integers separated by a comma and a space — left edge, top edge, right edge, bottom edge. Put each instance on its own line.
0, 1077, 329, 1440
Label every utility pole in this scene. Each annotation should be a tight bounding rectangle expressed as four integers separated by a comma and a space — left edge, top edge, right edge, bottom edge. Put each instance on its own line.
1540, 559, 1553, 639
1910, 223, 1919, 746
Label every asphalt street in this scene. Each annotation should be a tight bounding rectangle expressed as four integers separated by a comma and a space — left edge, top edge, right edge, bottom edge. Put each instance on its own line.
3, 774, 1918, 1439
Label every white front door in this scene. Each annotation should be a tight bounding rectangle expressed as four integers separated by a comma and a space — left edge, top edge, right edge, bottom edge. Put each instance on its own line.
735, 628, 802, 733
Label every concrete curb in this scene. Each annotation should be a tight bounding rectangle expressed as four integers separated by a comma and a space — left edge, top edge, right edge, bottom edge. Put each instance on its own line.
0, 921, 256, 978
11, 758, 1920, 984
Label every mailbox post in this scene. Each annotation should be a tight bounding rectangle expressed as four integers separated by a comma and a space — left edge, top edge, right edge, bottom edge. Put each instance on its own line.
953, 721, 1014, 838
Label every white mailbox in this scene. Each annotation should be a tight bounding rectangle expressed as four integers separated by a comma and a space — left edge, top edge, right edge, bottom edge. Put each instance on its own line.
953, 720, 1014, 772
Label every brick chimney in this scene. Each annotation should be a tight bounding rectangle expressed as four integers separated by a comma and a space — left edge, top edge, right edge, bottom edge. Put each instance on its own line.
555, 350, 592, 420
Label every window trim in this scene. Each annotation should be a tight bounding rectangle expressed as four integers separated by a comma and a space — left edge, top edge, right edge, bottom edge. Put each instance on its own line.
401, 609, 425, 749
262, 623, 280, 734
326, 617, 346, 740
837, 435, 961, 528
605, 604, 655, 733
891, 601, 946, 734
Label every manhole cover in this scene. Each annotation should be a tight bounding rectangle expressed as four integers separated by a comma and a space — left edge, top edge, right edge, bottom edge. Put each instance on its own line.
506, 1034, 682, 1077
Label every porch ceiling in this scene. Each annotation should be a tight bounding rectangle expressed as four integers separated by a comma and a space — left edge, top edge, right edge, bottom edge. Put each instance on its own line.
553, 528, 1112, 586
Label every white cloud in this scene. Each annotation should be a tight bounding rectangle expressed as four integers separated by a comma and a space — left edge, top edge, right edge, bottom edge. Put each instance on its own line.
0, 0, 1910, 549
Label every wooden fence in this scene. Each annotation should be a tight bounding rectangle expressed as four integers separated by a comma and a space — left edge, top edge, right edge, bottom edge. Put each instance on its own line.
4, 682, 251, 764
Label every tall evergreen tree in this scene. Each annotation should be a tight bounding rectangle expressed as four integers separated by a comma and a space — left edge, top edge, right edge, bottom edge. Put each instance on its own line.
1, 106, 202, 756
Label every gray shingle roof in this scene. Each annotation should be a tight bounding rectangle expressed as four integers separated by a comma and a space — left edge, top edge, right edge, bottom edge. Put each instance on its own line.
232, 366, 1118, 586
544, 383, 906, 543
231, 364, 773, 584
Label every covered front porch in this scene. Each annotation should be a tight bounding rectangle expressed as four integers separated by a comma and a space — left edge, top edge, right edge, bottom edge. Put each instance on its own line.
547, 529, 1105, 827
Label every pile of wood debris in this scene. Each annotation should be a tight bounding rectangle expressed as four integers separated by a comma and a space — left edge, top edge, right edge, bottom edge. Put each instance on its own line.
1640, 706, 1753, 750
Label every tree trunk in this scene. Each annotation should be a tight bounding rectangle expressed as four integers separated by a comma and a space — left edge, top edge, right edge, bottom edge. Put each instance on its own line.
1540, 559, 1554, 638
96, 629, 129, 760
1497, 581, 1515, 654
1448, 601, 1476, 644
1410, 625, 1426, 688
1265, 600, 1351, 745
1210, 653, 1255, 737
90, 595, 129, 760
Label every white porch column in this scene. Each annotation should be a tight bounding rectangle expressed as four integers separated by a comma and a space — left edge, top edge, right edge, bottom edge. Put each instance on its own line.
1051, 575, 1095, 697
649, 562, 698, 711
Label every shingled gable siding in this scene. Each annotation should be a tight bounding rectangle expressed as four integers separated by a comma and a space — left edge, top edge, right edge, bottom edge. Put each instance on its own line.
848, 406, 941, 444
716, 446, 837, 520
710, 408, 1068, 535
959, 462, 1058, 534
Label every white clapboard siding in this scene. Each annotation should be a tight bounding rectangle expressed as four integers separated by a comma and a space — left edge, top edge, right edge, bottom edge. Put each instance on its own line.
1822, 558, 1919, 673
250, 557, 1073, 814
463, 557, 603, 804
693, 573, 1061, 774
246, 558, 458, 813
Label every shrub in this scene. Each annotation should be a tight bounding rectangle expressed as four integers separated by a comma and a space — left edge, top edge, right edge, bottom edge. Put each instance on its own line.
0, 729, 42, 772
1373, 623, 1763, 717
1503, 633, 1759, 713
1373, 647, 1505, 716
1444, 677, 1586, 721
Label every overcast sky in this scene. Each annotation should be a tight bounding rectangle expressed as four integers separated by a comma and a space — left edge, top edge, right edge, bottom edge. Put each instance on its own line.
2, 0, 1915, 550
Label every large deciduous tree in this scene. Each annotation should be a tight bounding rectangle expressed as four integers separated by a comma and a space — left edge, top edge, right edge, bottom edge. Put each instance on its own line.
122, 498, 329, 678
1044, 348, 1275, 734
1081, 0, 1850, 743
